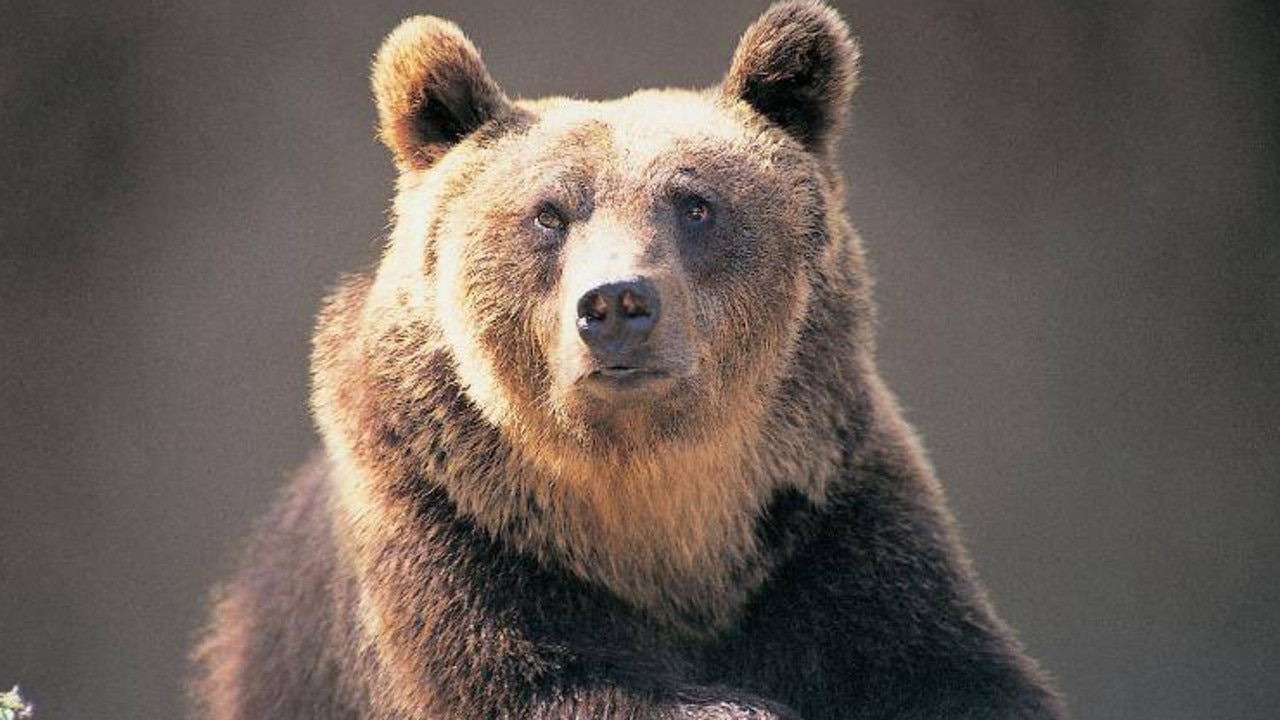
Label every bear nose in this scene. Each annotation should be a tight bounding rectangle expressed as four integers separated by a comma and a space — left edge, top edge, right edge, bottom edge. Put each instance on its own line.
576, 278, 660, 355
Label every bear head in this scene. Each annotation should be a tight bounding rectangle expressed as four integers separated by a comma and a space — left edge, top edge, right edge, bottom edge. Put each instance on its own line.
313, 1, 873, 630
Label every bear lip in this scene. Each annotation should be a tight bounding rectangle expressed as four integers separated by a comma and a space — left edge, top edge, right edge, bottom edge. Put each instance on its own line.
580, 366, 675, 396
596, 366, 657, 377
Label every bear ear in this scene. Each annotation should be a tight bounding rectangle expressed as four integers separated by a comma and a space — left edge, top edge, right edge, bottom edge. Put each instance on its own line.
721, 1, 859, 157
372, 16, 511, 171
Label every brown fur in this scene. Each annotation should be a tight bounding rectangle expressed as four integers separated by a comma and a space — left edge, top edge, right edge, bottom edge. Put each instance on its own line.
193, 3, 1067, 718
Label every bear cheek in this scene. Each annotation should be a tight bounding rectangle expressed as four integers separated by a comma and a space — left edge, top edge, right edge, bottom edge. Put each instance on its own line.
474, 255, 557, 408
705, 249, 808, 394
431, 224, 541, 429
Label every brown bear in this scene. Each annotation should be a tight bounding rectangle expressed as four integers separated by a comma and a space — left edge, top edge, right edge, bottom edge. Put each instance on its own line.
192, 2, 1069, 718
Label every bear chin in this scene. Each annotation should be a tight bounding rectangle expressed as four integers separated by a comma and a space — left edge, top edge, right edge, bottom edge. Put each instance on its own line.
550, 372, 714, 452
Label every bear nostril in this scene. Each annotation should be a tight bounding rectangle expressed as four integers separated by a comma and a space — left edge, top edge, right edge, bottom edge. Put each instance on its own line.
578, 292, 609, 322
618, 289, 649, 319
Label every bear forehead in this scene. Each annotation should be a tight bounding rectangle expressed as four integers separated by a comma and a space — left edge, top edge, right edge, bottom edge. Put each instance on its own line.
504, 89, 778, 184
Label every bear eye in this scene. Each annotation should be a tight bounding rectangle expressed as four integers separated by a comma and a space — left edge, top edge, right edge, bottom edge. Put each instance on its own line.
534, 206, 566, 232
679, 195, 713, 226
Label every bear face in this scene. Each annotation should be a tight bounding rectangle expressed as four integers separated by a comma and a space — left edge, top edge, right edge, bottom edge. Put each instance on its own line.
312, 6, 870, 632
424, 94, 824, 450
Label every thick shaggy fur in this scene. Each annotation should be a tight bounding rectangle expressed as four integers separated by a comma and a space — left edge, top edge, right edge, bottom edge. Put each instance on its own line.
192, 3, 1069, 718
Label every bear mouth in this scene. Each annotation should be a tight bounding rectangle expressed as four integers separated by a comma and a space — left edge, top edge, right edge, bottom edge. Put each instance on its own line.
581, 366, 675, 395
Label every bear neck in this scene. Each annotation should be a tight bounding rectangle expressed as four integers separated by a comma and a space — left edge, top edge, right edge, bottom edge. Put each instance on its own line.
312, 265, 868, 634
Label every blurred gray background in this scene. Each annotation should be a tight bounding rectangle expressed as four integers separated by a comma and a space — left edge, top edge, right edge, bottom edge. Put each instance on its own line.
2, 0, 1277, 718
